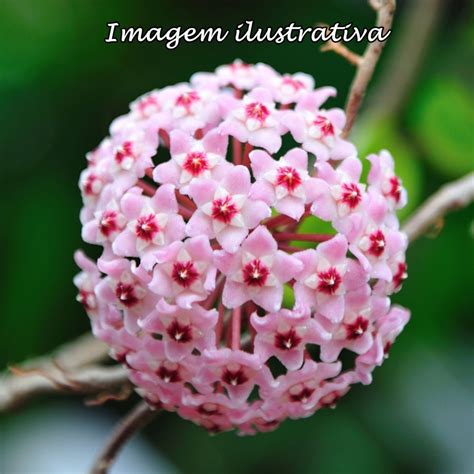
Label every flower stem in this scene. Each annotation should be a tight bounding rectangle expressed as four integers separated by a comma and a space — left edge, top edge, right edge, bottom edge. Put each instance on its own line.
137, 180, 157, 196
242, 143, 253, 168
232, 138, 242, 165
274, 232, 333, 243
231, 308, 241, 350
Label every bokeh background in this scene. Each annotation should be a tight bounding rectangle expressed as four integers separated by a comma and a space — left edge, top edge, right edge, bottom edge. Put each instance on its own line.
1, 0, 473, 473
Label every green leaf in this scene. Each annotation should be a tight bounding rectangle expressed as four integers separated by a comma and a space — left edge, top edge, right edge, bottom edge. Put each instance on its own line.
408, 78, 474, 177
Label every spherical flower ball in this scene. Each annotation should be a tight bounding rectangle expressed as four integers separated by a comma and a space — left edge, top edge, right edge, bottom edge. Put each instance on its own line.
74, 60, 410, 435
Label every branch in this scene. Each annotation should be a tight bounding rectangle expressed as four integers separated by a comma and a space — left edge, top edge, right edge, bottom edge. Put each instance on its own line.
0, 363, 129, 411
403, 173, 474, 243
91, 401, 158, 474
0, 333, 129, 411
342, 0, 396, 137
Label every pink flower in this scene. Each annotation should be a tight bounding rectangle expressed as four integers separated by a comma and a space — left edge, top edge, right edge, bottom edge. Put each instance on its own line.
216, 59, 259, 90
267, 72, 315, 105
153, 129, 230, 194
140, 298, 218, 361
149, 236, 216, 308
367, 150, 407, 211
215, 226, 302, 312
250, 148, 317, 220
82, 195, 127, 245
311, 156, 366, 222
186, 165, 270, 252
261, 360, 342, 419
294, 234, 369, 322
282, 88, 356, 161
75, 61, 410, 434
317, 288, 388, 362
251, 306, 331, 370
355, 306, 410, 384
112, 184, 186, 270
195, 348, 274, 403
95, 257, 156, 333
219, 87, 283, 153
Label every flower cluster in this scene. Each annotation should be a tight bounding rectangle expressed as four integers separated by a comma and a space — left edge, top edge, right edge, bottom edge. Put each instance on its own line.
75, 60, 410, 435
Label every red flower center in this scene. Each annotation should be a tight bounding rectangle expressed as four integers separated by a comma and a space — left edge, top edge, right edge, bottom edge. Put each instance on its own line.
115, 282, 139, 307
393, 262, 407, 289
166, 320, 193, 343
136, 95, 160, 117
289, 386, 315, 403
222, 368, 248, 386
340, 183, 362, 209
175, 91, 200, 111
157, 365, 181, 383
230, 61, 250, 71
313, 115, 334, 137
383, 341, 392, 358
245, 102, 270, 123
135, 214, 159, 241
345, 316, 369, 340
83, 173, 102, 196
275, 166, 302, 192
388, 176, 401, 202
243, 259, 270, 287
77, 289, 96, 311
114, 141, 134, 164
182, 151, 209, 177
274, 328, 302, 350
171, 261, 199, 288
368, 230, 386, 257
281, 76, 305, 91
99, 210, 120, 237
211, 195, 238, 224
317, 267, 342, 294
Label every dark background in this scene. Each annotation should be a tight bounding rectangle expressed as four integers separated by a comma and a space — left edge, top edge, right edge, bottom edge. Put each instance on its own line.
1, 0, 473, 473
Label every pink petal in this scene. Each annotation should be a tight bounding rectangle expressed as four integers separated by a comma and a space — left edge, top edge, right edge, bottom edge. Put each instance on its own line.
249, 128, 282, 154
242, 226, 277, 256
170, 129, 194, 155
249, 150, 275, 178
152, 183, 178, 213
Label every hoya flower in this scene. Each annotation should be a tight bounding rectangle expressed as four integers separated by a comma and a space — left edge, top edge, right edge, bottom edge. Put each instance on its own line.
282, 88, 356, 161
149, 236, 216, 308
311, 156, 366, 222
153, 129, 230, 194
216, 59, 259, 90
293, 234, 369, 322
140, 298, 218, 361
219, 87, 283, 153
260, 360, 342, 419
112, 184, 186, 270
250, 148, 317, 220
367, 150, 407, 210
250, 306, 331, 370
195, 349, 274, 403
186, 165, 270, 252
215, 226, 302, 312
75, 61, 409, 435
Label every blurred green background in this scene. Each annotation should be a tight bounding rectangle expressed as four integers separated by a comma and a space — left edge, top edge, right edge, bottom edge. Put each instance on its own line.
1, 0, 473, 473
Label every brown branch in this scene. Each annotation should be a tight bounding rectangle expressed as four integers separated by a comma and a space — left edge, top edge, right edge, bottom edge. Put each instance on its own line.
342, 0, 396, 137
90, 401, 158, 474
403, 173, 474, 243
0, 363, 129, 411
321, 41, 362, 66
0, 333, 129, 411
